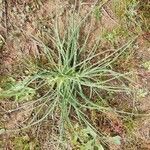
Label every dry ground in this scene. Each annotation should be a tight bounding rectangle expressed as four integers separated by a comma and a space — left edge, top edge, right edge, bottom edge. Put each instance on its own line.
0, 0, 150, 149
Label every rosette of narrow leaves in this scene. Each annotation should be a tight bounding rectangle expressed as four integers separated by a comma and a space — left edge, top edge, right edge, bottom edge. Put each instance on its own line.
0, 12, 136, 143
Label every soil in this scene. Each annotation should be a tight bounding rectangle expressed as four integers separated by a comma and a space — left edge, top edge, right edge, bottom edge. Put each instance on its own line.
0, 0, 150, 149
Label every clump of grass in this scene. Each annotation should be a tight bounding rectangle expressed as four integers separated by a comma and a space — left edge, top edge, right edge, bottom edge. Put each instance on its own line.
0, 6, 136, 146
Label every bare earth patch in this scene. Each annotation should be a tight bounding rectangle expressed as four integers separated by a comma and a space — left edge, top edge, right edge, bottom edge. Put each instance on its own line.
0, 0, 150, 149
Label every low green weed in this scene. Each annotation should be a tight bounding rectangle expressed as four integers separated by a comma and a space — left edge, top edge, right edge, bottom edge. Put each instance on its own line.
93, 6, 102, 21
143, 61, 150, 71
0, 6, 136, 147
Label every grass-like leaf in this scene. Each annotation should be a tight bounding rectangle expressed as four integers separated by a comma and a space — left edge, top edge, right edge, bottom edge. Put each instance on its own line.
0, 9, 136, 144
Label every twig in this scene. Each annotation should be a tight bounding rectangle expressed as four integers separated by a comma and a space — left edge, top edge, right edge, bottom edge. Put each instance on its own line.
3, 0, 8, 36
102, 6, 119, 25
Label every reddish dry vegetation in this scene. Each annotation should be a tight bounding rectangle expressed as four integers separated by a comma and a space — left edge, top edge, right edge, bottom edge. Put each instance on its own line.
0, 0, 150, 149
